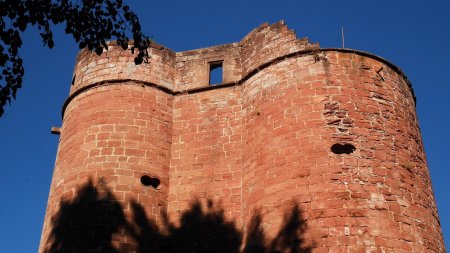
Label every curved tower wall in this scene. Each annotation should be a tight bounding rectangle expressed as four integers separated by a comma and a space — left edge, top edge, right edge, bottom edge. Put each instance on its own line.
241, 48, 443, 251
40, 22, 445, 253
39, 45, 174, 252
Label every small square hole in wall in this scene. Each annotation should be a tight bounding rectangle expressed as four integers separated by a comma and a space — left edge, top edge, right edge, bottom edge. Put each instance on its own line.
209, 61, 223, 85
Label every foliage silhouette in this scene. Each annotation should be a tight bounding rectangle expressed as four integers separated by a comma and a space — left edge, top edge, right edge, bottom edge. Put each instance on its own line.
243, 205, 311, 253
0, 0, 150, 117
44, 179, 127, 253
127, 201, 167, 252
43, 179, 312, 253
268, 204, 310, 253
163, 200, 242, 253
243, 210, 266, 253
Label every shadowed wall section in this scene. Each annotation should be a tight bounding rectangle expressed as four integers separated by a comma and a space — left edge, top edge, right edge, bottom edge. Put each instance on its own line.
39, 82, 173, 252
42, 180, 310, 253
39, 22, 445, 252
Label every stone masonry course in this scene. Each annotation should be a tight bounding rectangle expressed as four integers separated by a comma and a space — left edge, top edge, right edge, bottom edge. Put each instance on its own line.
39, 21, 445, 253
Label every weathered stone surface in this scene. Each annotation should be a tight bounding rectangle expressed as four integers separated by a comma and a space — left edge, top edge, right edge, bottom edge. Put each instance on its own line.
39, 22, 445, 253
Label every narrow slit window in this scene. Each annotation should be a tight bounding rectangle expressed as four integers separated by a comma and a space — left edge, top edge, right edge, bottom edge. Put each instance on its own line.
209, 61, 223, 85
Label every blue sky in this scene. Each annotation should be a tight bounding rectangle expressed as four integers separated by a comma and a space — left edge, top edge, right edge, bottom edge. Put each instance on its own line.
0, 0, 448, 251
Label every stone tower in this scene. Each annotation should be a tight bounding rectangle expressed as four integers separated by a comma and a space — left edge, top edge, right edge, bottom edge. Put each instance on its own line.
39, 22, 445, 252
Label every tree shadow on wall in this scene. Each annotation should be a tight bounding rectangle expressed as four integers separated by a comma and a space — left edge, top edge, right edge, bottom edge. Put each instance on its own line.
129, 200, 243, 253
44, 180, 312, 253
44, 179, 127, 253
244, 205, 310, 253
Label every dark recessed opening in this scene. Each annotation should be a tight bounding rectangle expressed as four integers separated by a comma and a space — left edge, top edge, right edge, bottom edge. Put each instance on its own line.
331, 143, 356, 154
209, 61, 223, 85
140, 175, 161, 189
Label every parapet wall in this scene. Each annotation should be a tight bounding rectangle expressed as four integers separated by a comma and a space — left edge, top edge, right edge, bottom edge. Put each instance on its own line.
175, 43, 241, 90
239, 21, 318, 77
68, 21, 319, 98
40, 22, 445, 253
71, 42, 176, 94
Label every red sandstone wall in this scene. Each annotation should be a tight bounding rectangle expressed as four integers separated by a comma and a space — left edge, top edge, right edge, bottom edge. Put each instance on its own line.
175, 44, 241, 90
239, 21, 318, 77
39, 83, 173, 252
240, 50, 444, 252
39, 22, 445, 253
71, 43, 176, 94
169, 88, 243, 224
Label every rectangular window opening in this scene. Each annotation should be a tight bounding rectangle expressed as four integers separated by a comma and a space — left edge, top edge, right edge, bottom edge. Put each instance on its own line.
209, 61, 223, 85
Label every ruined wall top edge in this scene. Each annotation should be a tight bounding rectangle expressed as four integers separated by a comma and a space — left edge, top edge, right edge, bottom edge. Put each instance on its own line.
67, 21, 414, 108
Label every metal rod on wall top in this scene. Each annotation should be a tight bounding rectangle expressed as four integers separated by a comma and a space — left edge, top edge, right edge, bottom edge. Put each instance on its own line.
342, 26, 345, 48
